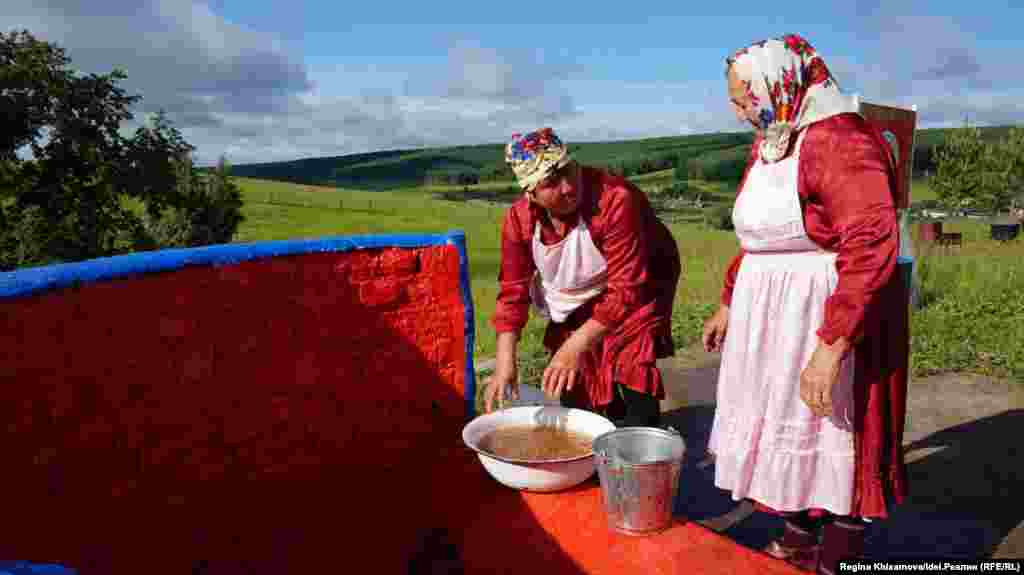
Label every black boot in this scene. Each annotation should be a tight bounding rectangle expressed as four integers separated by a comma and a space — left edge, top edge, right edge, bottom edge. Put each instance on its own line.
818, 518, 866, 575
763, 512, 822, 572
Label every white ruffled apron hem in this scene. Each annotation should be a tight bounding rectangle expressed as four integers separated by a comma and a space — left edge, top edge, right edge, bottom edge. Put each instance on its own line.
708, 250, 856, 515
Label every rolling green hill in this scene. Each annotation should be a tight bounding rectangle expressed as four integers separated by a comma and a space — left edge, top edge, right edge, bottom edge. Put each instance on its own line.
228, 125, 1017, 191
230, 132, 756, 190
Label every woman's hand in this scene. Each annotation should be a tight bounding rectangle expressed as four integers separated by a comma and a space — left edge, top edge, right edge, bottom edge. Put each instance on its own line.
799, 339, 850, 417
485, 331, 521, 413
542, 339, 584, 399
702, 305, 730, 353
483, 366, 518, 413
541, 319, 608, 400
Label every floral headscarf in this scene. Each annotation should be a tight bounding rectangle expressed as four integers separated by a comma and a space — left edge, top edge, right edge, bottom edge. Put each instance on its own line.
727, 34, 859, 163
505, 127, 572, 191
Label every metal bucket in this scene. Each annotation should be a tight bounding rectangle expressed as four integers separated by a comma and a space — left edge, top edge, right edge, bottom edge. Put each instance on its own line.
592, 427, 686, 535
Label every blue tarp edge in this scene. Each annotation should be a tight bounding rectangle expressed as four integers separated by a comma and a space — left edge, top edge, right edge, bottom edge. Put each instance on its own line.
0, 562, 77, 574
450, 231, 478, 419
0, 233, 457, 299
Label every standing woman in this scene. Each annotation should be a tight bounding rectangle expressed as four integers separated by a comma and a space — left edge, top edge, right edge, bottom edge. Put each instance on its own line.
702, 35, 910, 574
484, 128, 681, 428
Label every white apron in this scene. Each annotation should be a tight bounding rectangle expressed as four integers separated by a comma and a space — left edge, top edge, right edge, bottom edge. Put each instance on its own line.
529, 218, 608, 324
707, 129, 857, 516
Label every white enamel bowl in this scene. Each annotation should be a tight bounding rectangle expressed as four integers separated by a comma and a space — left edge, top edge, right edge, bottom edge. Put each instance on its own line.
462, 405, 617, 492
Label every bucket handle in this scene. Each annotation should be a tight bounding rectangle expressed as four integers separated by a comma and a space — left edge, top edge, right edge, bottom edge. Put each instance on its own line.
595, 427, 681, 466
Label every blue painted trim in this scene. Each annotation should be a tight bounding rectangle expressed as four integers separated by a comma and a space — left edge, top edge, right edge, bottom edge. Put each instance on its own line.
897, 255, 914, 293
1, 233, 456, 299
449, 231, 478, 419
0, 562, 77, 575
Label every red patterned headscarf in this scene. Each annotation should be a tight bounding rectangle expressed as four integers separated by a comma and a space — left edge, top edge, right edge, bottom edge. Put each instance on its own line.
727, 34, 859, 162
504, 127, 572, 192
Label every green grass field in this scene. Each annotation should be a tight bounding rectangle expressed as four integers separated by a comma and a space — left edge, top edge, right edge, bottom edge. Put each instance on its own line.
910, 179, 938, 202
907, 220, 1024, 379
231, 174, 1024, 383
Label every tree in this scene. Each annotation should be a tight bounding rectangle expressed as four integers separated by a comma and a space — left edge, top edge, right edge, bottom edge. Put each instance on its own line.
673, 151, 696, 181
455, 172, 479, 186
931, 122, 1019, 215
1000, 127, 1024, 210
0, 30, 244, 271
144, 155, 244, 248
707, 204, 734, 231
1, 30, 141, 267
665, 180, 690, 199
1, 30, 73, 180
118, 110, 197, 220
912, 145, 936, 177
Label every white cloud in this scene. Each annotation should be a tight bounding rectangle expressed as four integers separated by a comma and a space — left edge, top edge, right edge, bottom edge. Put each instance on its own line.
826, 5, 1024, 128
3, 1, 1021, 167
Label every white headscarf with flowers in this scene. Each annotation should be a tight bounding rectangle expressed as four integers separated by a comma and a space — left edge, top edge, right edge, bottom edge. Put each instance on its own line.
727, 34, 860, 163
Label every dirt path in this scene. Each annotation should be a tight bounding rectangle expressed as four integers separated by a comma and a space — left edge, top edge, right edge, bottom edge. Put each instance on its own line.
658, 347, 1024, 560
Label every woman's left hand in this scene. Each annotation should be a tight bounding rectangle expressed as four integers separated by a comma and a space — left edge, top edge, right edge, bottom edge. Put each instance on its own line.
542, 340, 584, 399
799, 339, 848, 417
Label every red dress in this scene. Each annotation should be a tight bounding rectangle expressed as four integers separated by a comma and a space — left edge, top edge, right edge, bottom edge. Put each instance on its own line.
492, 166, 681, 410
721, 113, 910, 519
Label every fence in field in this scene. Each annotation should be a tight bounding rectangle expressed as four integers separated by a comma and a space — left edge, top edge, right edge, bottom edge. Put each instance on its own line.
242, 182, 732, 229
244, 187, 509, 221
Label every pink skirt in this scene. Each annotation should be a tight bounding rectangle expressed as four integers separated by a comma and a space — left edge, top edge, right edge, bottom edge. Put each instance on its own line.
707, 250, 857, 516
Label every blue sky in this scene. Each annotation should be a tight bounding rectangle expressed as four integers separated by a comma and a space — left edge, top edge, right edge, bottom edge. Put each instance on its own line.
4, 0, 1023, 165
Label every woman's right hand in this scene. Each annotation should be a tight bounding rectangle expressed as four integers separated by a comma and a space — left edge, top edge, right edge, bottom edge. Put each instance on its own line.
483, 366, 519, 413
702, 305, 730, 353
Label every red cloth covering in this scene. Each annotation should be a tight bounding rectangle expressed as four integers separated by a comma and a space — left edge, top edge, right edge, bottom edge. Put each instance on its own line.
442, 448, 807, 575
720, 113, 910, 519
0, 247, 472, 573
491, 166, 681, 410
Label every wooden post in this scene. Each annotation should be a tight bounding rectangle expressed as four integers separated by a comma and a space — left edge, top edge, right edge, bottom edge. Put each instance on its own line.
859, 101, 918, 210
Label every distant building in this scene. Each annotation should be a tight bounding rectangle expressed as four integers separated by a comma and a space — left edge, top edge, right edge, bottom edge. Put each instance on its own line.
1008, 190, 1024, 220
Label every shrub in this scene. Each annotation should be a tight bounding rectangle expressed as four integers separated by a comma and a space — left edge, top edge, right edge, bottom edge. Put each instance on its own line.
143, 158, 244, 248
0, 204, 60, 269
665, 180, 691, 199
708, 204, 734, 230
671, 301, 719, 348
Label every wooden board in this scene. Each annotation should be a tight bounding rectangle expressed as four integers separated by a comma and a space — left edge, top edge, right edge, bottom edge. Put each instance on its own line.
859, 101, 918, 209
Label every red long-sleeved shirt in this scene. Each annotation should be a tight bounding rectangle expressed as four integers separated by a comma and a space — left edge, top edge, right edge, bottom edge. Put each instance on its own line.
492, 166, 677, 334
721, 113, 899, 345
490, 166, 680, 408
